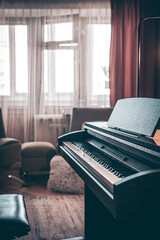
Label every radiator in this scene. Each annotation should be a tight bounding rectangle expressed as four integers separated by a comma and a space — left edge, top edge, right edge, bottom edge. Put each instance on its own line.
34, 114, 70, 146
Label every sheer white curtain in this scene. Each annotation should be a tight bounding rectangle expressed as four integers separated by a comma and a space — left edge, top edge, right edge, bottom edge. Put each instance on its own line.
0, 0, 111, 143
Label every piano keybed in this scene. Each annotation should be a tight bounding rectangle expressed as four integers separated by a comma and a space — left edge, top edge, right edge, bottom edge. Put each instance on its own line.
73, 141, 136, 179
62, 140, 137, 191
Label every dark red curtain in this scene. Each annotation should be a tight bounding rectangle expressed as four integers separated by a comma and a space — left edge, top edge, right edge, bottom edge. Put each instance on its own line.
139, 18, 160, 98
138, 1, 160, 98
109, 0, 140, 107
110, 0, 160, 107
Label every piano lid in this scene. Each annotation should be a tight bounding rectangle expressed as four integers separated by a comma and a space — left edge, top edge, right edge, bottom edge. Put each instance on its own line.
107, 98, 160, 137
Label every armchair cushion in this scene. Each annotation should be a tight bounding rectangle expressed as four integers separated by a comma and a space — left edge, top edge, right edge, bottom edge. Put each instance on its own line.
22, 141, 56, 158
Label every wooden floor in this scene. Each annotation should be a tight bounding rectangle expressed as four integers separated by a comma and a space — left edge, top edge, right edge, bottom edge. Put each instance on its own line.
0, 164, 84, 240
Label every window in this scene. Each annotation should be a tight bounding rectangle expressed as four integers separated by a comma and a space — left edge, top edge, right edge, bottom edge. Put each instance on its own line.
88, 24, 111, 96
15, 25, 28, 94
0, 25, 10, 96
43, 17, 111, 106
43, 21, 76, 104
44, 22, 73, 42
0, 25, 28, 97
0, 12, 111, 107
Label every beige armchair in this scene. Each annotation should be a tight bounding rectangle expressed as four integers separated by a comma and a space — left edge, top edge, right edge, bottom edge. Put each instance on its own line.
69, 107, 113, 132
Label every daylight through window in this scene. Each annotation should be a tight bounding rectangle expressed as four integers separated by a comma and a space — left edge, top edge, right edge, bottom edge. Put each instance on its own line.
0, 12, 111, 107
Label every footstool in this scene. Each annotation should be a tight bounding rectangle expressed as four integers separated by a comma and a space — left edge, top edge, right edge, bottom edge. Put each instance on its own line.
21, 141, 56, 175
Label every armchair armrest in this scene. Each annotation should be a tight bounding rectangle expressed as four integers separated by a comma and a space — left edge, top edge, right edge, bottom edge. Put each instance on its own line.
0, 138, 20, 148
0, 138, 21, 168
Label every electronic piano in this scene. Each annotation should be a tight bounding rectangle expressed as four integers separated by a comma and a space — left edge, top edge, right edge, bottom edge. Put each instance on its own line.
58, 98, 160, 240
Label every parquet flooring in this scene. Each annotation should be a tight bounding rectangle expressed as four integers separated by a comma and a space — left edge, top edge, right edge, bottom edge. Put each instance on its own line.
0, 163, 84, 240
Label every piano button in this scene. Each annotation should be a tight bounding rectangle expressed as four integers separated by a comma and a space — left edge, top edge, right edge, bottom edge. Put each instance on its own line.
100, 145, 105, 149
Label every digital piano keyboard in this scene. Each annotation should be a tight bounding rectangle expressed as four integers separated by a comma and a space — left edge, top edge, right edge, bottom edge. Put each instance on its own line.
58, 98, 160, 240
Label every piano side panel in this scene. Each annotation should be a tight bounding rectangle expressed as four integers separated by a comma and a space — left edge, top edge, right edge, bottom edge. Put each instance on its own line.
84, 184, 117, 240
114, 169, 160, 219
85, 180, 160, 240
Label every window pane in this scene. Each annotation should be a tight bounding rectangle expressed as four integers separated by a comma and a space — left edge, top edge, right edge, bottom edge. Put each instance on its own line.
44, 49, 74, 94
44, 50, 49, 94
44, 22, 73, 42
55, 22, 73, 41
15, 25, 28, 94
55, 50, 74, 93
0, 25, 10, 96
88, 24, 111, 95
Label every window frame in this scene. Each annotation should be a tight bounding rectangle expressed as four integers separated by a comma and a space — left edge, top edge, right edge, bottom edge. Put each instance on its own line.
43, 14, 111, 107
0, 13, 111, 107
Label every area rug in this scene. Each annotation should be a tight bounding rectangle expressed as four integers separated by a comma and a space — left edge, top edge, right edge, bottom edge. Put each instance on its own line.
20, 194, 84, 240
